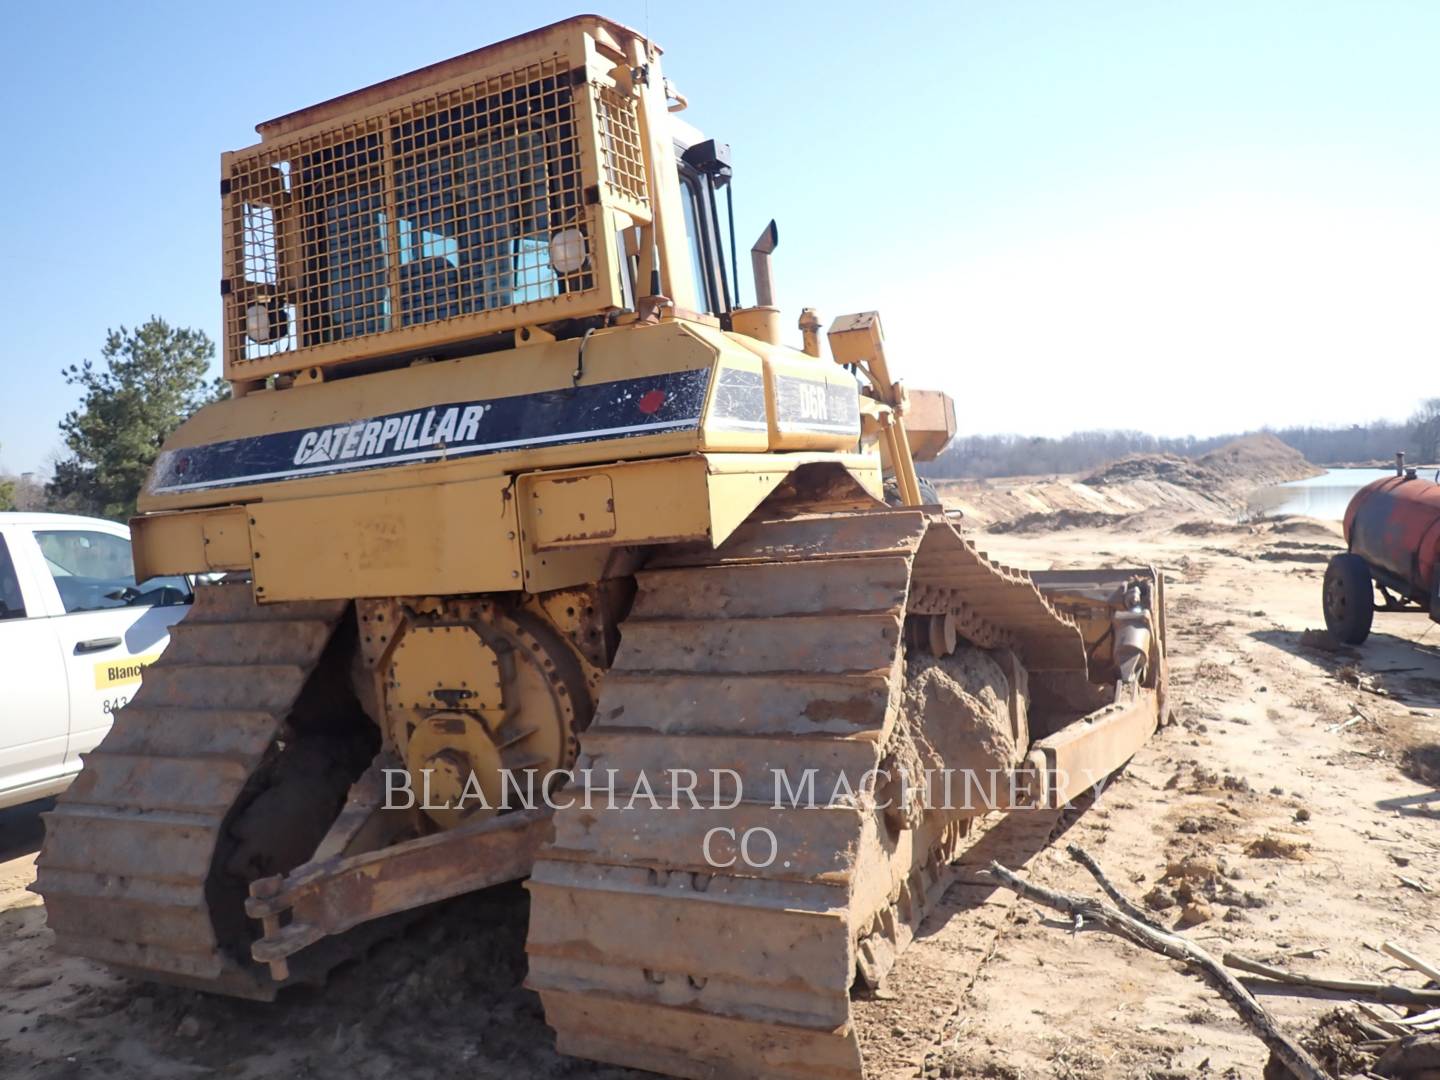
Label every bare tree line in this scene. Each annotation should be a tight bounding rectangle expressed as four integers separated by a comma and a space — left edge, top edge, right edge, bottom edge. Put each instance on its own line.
920, 399, 1440, 480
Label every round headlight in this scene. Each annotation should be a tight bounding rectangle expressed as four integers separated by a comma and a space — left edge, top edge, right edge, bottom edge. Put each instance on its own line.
549, 228, 587, 275
245, 300, 288, 344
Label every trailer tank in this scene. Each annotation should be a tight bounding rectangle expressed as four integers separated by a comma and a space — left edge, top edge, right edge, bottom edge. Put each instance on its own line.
1324, 464, 1440, 644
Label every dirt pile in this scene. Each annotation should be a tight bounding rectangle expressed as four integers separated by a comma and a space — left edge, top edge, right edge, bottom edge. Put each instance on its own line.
987, 509, 1134, 534
1085, 433, 1321, 504
1082, 451, 1214, 489
938, 434, 1323, 530
1195, 433, 1326, 490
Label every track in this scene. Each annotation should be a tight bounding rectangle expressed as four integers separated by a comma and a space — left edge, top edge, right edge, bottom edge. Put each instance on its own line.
526, 506, 1091, 1079
34, 583, 362, 999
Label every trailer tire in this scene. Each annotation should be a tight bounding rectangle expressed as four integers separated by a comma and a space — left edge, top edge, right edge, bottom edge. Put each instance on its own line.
884, 477, 940, 507
1323, 553, 1374, 645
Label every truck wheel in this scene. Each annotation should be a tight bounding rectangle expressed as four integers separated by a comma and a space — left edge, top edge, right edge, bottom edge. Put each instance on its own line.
883, 477, 940, 506
1323, 553, 1374, 645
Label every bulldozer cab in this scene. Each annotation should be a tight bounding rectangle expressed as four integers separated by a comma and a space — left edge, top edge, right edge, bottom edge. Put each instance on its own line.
225, 15, 706, 387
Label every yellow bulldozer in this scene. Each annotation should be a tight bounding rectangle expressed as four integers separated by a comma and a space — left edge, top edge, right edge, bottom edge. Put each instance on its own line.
35, 15, 1167, 1078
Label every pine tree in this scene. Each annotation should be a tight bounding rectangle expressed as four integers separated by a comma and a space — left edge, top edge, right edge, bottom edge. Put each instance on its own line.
48, 318, 228, 520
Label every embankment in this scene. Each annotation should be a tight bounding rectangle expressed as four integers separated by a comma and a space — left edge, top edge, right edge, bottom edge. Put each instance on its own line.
934, 433, 1321, 531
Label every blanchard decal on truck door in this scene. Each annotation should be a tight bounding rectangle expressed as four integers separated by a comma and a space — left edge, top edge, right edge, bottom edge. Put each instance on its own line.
95, 653, 161, 690
149, 369, 712, 494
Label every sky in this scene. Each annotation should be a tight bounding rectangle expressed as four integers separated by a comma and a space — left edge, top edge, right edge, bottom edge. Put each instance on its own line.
2, 0, 1438, 475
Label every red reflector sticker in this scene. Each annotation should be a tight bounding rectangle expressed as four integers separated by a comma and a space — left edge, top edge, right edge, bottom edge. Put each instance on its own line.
637, 389, 666, 415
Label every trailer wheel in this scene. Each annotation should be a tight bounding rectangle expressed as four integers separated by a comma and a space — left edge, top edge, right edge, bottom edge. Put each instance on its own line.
883, 477, 940, 506
1323, 553, 1374, 645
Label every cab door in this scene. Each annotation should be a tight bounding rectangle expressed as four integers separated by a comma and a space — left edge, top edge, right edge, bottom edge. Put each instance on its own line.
0, 527, 71, 803
24, 525, 192, 762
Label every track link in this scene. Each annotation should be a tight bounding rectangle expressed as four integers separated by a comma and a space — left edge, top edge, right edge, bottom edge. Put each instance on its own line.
526, 507, 1088, 1078
34, 583, 348, 999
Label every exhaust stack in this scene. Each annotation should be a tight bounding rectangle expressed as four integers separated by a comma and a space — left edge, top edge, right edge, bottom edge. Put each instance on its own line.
732, 220, 782, 344
751, 220, 779, 307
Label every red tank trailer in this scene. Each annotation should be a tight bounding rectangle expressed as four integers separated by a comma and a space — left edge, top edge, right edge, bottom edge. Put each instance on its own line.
1325, 455, 1440, 644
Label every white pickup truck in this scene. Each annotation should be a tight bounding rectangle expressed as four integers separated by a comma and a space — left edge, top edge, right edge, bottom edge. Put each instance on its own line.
0, 512, 192, 809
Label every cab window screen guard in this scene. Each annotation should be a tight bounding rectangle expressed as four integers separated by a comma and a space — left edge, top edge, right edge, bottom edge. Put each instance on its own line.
0, 537, 25, 620
282, 72, 588, 352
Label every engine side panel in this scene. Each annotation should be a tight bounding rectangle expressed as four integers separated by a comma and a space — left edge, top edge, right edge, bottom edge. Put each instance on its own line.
132, 317, 878, 599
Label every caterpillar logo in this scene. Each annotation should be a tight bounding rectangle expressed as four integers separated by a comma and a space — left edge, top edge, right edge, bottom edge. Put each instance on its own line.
95, 653, 161, 690
148, 368, 713, 494
293, 405, 487, 466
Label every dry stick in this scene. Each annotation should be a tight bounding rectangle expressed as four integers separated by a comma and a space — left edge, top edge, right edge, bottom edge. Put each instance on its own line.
1065, 843, 1169, 931
985, 857, 1328, 1080
1224, 954, 1440, 1007
1382, 941, 1440, 986
1352, 1001, 1407, 1037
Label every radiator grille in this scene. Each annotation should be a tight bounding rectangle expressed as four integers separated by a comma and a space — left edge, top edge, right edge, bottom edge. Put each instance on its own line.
224, 52, 647, 374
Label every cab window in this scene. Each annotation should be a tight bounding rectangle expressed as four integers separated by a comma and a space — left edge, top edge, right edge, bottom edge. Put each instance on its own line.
0, 537, 25, 620
680, 178, 712, 313
34, 530, 191, 614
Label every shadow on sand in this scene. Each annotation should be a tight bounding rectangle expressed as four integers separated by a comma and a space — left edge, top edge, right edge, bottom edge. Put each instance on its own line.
0, 798, 52, 863
1250, 627, 1440, 707
1249, 628, 1440, 816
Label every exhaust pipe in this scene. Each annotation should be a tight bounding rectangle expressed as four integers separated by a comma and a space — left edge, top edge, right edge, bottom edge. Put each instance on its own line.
750, 220, 779, 308
732, 220, 783, 344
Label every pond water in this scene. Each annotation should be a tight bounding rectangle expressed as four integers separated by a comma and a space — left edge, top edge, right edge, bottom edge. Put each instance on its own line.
1246, 468, 1401, 521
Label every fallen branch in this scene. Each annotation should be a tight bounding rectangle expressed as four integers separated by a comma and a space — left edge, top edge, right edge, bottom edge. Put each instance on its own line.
1223, 953, 1440, 1007
1383, 941, 1440, 986
1064, 844, 1168, 931
1393, 1008, 1440, 1031
985, 853, 1328, 1080
1353, 1000, 1407, 1037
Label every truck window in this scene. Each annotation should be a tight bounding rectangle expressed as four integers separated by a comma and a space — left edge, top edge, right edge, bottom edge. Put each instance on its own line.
33, 530, 191, 614
0, 537, 25, 620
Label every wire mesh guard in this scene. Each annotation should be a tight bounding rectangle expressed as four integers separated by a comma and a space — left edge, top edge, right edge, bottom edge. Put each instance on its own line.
224, 54, 647, 370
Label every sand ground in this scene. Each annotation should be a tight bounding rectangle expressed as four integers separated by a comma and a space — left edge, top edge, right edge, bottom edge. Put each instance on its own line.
1, 510, 1436, 1079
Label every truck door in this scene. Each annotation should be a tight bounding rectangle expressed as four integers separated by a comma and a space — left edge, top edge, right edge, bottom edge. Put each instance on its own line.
0, 528, 71, 803
26, 526, 192, 762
